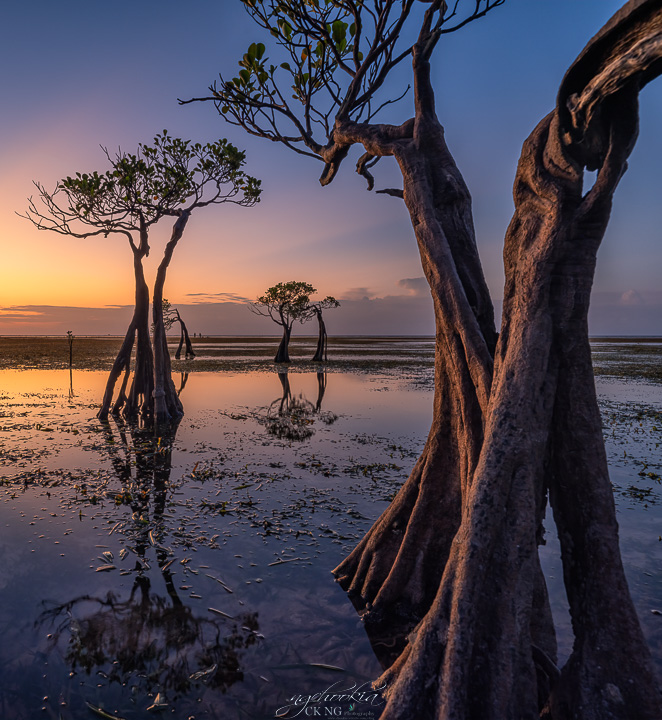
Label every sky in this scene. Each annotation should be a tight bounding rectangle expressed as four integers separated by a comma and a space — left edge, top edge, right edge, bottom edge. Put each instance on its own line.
1, 0, 661, 336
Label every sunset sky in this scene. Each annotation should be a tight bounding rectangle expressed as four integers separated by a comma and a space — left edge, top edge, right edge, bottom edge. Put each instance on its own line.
1, 0, 661, 336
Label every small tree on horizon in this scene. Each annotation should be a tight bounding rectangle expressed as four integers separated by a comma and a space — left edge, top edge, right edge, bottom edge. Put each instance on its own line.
23, 132, 260, 425
161, 299, 196, 361
303, 296, 339, 362
251, 281, 315, 362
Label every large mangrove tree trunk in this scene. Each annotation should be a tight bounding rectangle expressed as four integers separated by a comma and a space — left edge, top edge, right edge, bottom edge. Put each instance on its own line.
363, 2, 662, 717
333, 38, 498, 639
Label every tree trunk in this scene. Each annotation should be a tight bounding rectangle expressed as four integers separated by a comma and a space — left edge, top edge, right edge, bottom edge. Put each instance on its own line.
181, 317, 196, 359
372, 3, 662, 713
175, 330, 184, 360
333, 49, 498, 638
174, 310, 196, 360
125, 271, 154, 422
335, 2, 662, 717
274, 324, 292, 363
98, 318, 135, 421
312, 309, 327, 361
152, 212, 189, 426
99, 247, 153, 422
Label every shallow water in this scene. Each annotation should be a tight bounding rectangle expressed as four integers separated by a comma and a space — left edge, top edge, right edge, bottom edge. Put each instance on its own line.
0, 340, 661, 719
0, 367, 428, 719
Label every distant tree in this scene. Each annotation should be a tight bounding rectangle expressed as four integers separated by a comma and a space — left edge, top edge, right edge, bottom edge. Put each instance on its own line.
303, 296, 339, 362
251, 281, 315, 362
24, 132, 260, 425
161, 299, 196, 360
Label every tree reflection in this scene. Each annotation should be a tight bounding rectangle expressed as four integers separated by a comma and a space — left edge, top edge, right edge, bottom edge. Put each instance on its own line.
261, 371, 337, 441
177, 371, 189, 396
37, 579, 260, 702
35, 416, 262, 708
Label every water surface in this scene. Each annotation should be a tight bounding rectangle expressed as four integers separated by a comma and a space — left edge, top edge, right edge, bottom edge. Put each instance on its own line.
1, 338, 661, 719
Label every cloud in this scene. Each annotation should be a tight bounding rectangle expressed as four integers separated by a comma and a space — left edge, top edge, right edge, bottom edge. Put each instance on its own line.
620, 289, 644, 306
0, 305, 133, 335
185, 292, 252, 304
589, 291, 662, 336
0, 297, 436, 337
340, 287, 375, 301
0, 308, 44, 319
397, 277, 428, 297
6, 289, 661, 337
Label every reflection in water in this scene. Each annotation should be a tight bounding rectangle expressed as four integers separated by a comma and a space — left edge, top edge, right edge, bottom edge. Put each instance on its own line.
177, 371, 189, 397
0, 366, 438, 717
37, 579, 260, 706
261, 371, 337, 441
35, 418, 261, 711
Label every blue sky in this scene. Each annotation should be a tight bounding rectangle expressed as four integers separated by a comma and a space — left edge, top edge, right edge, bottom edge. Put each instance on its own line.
1, 0, 660, 335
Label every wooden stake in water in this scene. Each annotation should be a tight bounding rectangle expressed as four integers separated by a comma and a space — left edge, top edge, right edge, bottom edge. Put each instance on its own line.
66, 330, 74, 368
67, 330, 74, 398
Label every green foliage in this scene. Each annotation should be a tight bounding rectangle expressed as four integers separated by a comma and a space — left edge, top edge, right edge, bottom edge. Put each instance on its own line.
60, 132, 260, 225
215, 0, 363, 127
253, 281, 317, 326
27, 131, 261, 239
319, 295, 340, 310
202, 1, 504, 177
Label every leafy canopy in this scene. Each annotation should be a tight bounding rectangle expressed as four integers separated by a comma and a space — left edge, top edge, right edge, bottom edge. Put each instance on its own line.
252, 281, 317, 326
23, 132, 261, 241
192, 0, 503, 173
303, 295, 340, 319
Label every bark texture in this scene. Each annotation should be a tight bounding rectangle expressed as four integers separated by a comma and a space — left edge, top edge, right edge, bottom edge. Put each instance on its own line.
334, 35, 497, 638
333, 1, 662, 717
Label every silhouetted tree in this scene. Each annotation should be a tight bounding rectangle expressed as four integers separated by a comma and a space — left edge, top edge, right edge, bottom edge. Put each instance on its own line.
24, 133, 260, 425
162, 299, 196, 360
251, 281, 314, 362
187, 1, 662, 717
304, 296, 339, 361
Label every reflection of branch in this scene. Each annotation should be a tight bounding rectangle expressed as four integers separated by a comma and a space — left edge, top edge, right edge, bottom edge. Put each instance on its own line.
36, 582, 261, 701
177, 372, 190, 396
315, 372, 327, 412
